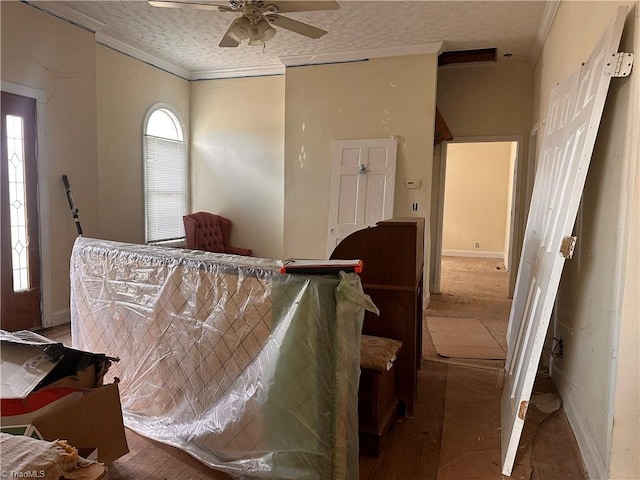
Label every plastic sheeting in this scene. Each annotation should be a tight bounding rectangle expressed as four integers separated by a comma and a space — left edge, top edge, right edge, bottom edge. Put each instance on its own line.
70, 237, 378, 479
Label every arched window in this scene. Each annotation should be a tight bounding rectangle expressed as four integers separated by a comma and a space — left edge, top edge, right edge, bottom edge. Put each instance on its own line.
143, 105, 187, 244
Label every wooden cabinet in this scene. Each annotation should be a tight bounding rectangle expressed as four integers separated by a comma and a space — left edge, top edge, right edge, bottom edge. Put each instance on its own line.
330, 218, 424, 416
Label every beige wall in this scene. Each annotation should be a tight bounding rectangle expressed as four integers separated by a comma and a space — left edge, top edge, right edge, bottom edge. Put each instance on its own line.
190, 76, 285, 260
96, 46, 189, 244
438, 62, 533, 138
610, 135, 639, 479
1, 2, 98, 326
442, 142, 513, 257
436, 61, 533, 290
284, 54, 437, 267
533, 2, 639, 478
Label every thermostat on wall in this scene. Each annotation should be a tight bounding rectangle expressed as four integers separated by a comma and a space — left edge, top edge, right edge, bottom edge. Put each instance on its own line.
406, 179, 421, 189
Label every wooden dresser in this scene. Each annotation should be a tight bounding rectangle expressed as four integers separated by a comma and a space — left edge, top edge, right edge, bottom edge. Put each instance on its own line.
330, 217, 424, 416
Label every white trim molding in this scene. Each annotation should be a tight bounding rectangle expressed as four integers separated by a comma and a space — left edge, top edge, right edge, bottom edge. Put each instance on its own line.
279, 42, 444, 67
96, 33, 191, 80
442, 249, 505, 259
552, 365, 608, 480
1, 81, 53, 329
24, 2, 445, 80
529, 0, 560, 64
50, 309, 71, 328
190, 64, 285, 80
188, 42, 444, 79
29, 1, 105, 32
26, 2, 191, 80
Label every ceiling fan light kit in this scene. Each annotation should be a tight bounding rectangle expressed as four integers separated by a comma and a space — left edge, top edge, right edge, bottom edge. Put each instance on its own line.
230, 16, 251, 40
257, 19, 276, 41
148, 0, 339, 47
248, 18, 276, 45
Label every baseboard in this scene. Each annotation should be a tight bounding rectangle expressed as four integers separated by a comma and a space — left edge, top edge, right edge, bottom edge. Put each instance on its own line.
442, 249, 504, 259
44, 308, 70, 328
552, 365, 608, 480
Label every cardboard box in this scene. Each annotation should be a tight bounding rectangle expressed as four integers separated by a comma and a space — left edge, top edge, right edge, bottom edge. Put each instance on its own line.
31, 382, 128, 463
0, 330, 129, 463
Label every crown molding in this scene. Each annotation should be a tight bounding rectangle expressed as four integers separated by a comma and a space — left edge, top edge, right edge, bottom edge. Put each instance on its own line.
190, 64, 285, 80
95, 33, 191, 80
29, 1, 105, 32
26, 2, 444, 80
279, 42, 444, 67
28, 1, 189, 79
192, 42, 444, 79
529, 0, 560, 65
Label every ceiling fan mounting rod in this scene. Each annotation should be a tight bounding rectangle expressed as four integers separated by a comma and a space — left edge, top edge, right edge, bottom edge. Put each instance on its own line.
239, 2, 279, 16
231, 0, 269, 9
242, 6, 262, 22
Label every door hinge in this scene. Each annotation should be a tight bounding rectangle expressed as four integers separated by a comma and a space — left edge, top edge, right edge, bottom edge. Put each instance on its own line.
560, 236, 577, 259
518, 400, 529, 420
605, 52, 634, 77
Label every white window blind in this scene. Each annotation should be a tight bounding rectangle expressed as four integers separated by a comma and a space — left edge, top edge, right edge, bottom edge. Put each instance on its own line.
144, 134, 187, 243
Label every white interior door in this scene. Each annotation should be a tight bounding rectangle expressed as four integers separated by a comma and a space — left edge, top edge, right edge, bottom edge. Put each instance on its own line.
501, 7, 627, 476
326, 138, 397, 256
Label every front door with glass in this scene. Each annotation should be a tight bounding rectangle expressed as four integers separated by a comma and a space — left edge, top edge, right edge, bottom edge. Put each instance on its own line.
1, 91, 41, 331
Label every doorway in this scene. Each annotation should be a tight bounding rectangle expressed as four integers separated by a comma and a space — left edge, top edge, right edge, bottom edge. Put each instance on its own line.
425, 137, 522, 363
441, 140, 516, 297
1, 91, 42, 331
430, 136, 524, 298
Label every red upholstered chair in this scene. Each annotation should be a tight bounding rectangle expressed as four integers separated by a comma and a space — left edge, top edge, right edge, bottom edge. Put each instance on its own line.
182, 212, 252, 256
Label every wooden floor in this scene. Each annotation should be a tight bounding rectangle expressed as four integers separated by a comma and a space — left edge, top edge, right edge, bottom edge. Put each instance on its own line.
39, 256, 587, 480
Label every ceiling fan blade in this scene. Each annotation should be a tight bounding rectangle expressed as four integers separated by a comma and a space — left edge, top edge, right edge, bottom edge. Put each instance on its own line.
147, 1, 234, 12
268, 14, 327, 39
218, 22, 241, 47
263, 1, 339, 13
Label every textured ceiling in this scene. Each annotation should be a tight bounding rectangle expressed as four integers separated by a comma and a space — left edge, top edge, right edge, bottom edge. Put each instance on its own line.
34, 1, 549, 77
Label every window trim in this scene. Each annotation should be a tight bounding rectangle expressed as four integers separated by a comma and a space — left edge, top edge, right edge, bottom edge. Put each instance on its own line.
142, 103, 189, 244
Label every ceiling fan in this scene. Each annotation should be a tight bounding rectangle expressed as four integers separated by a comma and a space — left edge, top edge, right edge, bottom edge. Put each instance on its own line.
148, 0, 339, 47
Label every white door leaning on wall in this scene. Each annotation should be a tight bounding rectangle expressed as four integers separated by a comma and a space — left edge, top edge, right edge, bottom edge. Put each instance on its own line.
326, 138, 397, 257
500, 6, 629, 476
